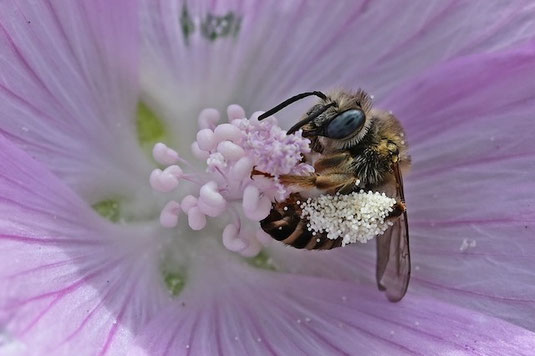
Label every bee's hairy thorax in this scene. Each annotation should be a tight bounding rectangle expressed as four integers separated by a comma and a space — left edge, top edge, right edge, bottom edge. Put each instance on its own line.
311, 114, 406, 189
347, 118, 393, 187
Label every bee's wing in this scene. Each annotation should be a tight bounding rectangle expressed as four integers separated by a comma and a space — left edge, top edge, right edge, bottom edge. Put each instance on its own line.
375, 161, 411, 302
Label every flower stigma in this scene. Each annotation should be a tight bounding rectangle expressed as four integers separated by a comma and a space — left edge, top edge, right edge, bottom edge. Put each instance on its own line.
150, 105, 313, 257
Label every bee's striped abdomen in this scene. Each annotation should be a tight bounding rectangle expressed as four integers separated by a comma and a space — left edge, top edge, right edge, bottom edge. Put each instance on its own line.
260, 194, 342, 250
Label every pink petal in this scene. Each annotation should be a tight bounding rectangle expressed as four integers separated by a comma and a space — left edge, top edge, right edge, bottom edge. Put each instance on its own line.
140, 0, 535, 136
129, 262, 535, 355
380, 41, 535, 329
0, 136, 168, 354
0, 0, 152, 200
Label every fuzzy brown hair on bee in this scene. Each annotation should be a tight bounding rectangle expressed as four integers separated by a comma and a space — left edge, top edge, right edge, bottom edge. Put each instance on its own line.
256, 89, 411, 302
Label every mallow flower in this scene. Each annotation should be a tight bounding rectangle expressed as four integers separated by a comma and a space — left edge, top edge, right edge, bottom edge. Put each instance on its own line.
1, 0, 535, 354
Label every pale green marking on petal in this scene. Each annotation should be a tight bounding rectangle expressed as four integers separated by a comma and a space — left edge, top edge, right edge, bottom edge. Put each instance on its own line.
92, 199, 120, 223
136, 101, 169, 152
162, 269, 187, 297
246, 250, 277, 271
201, 12, 242, 41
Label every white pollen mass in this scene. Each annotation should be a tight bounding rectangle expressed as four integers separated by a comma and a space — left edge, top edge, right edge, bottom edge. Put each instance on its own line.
299, 191, 397, 246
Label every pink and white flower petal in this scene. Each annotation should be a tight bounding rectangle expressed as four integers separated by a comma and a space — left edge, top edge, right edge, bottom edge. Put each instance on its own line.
128, 261, 535, 355
384, 41, 535, 330
0, 136, 170, 354
140, 0, 535, 136
0, 0, 153, 202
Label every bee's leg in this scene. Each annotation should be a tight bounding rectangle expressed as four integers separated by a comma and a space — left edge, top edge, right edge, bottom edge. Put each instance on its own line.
255, 151, 359, 193
315, 173, 357, 192
279, 173, 356, 194
387, 201, 406, 220
277, 152, 358, 193
251, 168, 274, 178
277, 174, 316, 188
314, 152, 361, 194
313, 152, 352, 173
336, 177, 362, 195
252, 167, 354, 193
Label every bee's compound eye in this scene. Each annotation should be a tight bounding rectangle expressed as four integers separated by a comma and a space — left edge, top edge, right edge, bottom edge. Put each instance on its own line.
326, 109, 365, 139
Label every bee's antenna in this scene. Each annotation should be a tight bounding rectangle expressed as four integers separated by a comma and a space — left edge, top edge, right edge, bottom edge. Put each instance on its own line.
287, 102, 336, 135
258, 91, 327, 121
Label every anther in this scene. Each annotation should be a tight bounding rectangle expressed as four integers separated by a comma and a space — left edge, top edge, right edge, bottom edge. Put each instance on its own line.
160, 201, 181, 228
152, 142, 180, 165
198, 108, 220, 129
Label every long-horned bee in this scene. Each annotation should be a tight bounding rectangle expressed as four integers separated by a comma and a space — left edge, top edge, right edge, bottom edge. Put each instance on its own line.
256, 90, 411, 302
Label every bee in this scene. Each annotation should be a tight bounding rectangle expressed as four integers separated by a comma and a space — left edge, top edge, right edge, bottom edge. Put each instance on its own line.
256, 89, 411, 302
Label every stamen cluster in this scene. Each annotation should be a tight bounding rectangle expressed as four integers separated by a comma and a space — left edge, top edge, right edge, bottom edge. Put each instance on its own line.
149, 105, 313, 256
299, 191, 397, 246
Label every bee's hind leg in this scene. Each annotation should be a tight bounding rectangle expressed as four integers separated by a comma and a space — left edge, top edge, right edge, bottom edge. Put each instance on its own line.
387, 201, 406, 220
336, 176, 362, 195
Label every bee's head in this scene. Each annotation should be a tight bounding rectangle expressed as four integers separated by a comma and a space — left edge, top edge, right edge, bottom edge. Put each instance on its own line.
258, 89, 373, 149
298, 90, 373, 149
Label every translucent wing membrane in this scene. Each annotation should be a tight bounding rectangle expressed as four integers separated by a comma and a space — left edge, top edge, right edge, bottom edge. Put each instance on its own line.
376, 161, 411, 302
